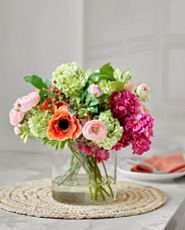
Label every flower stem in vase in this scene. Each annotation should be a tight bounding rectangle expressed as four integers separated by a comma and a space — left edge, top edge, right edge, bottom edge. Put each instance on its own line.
68, 142, 114, 202
102, 161, 114, 198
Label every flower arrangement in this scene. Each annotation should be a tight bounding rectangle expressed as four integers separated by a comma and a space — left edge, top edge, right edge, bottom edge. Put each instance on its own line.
9, 62, 154, 202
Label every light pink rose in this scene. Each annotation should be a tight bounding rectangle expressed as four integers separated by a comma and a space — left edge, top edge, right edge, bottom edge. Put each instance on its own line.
82, 120, 107, 143
16, 91, 40, 112
14, 126, 20, 135
89, 84, 103, 97
124, 82, 135, 92
9, 109, 25, 126
136, 83, 150, 101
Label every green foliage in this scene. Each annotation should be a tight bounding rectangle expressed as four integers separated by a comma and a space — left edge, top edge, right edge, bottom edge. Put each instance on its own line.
89, 98, 99, 107
39, 89, 53, 103
100, 63, 114, 76
24, 75, 51, 90
18, 123, 32, 143
109, 81, 124, 91
42, 138, 66, 150
89, 94, 109, 107
24, 75, 53, 103
88, 72, 116, 83
114, 69, 132, 85
121, 70, 132, 84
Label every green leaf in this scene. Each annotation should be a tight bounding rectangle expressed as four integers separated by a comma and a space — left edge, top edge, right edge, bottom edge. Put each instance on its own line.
39, 89, 52, 103
98, 93, 109, 102
89, 98, 99, 107
89, 94, 109, 107
87, 106, 99, 114
88, 72, 116, 83
43, 79, 52, 88
100, 63, 114, 76
24, 75, 52, 89
121, 70, 132, 84
59, 141, 66, 150
79, 86, 89, 103
110, 81, 124, 91
42, 138, 66, 150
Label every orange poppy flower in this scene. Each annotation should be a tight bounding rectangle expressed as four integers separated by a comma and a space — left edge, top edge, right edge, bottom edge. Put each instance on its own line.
47, 105, 82, 141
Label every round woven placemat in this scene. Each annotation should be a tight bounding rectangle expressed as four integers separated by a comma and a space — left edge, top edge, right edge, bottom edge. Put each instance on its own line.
0, 179, 167, 219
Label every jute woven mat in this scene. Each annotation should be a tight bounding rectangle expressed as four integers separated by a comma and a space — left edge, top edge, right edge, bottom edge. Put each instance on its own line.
0, 179, 167, 219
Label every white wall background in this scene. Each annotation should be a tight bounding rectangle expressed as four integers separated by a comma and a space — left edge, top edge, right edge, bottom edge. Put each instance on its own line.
0, 0, 185, 153
83, 0, 185, 149
0, 0, 84, 152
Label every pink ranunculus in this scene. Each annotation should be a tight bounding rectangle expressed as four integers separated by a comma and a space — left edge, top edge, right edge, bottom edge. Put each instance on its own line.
9, 109, 25, 126
14, 126, 20, 135
136, 83, 150, 101
82, 120, 107, 143
124, 82, 135, 92
16, 91, 40, 112
89, 84, 103, 97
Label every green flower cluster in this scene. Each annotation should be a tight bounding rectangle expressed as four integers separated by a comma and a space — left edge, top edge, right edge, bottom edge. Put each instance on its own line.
52, 62, 85, 98
18, 122, 32, 143
96, 69, 131, 94
113, 69, 132, 84
98, 80, 113, 94
98, 110, 123, 150
28, 109, 51, 138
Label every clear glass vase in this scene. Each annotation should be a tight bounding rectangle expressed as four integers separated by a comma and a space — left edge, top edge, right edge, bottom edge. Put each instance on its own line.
52, 142, 117, 205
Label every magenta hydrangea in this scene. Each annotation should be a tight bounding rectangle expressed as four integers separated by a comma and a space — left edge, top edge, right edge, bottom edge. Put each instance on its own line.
131, 134, 152, 155
112, 112, 154, 155
124, 112, 154, 136
110, 91, 140, 119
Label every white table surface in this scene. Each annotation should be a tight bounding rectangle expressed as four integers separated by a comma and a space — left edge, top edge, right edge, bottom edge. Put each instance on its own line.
0, 151, 185, 230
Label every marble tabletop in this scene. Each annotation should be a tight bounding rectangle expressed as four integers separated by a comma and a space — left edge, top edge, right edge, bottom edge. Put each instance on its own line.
0, 151, 185, 230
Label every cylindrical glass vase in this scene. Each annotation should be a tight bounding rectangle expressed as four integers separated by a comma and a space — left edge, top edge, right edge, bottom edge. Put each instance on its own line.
52, 143, 117, 205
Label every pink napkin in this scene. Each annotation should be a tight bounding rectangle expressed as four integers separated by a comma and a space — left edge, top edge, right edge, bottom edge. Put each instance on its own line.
131, 152, 185, 173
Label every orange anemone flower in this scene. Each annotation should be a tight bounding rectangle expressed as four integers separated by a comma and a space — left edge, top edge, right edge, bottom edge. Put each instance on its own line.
47, 105, 82, 141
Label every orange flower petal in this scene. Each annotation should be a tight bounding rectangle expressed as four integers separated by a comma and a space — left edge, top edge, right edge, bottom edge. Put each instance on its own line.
47, 105, 82, 141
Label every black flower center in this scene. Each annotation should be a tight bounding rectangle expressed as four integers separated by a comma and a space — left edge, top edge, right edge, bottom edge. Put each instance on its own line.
58, 119, 69, 130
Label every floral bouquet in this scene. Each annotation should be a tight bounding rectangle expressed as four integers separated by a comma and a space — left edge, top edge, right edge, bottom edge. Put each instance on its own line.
9, 62, 154, 203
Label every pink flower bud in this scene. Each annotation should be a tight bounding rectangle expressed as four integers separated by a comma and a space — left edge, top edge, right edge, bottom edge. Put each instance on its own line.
89, 84, 103, 97
14, 126, 20, 135
9, 109, 25, 126
16, 91, 40, 112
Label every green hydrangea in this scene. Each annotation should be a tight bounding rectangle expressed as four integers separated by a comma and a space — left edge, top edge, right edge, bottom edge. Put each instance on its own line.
28, 109, 51, 138
98, 110, 123, 150
52, 62, 85, 98
98, 80, 112, 94
113, 69, 132, 84
18, 122, 32, 143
